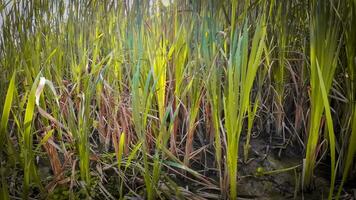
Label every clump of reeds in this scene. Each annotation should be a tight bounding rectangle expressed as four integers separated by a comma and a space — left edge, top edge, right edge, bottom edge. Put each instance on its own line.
0, 0, 355, 199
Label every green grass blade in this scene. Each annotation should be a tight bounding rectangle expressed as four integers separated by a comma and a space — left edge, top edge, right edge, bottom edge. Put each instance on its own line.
0, 72, 15, 152
315, 60, 336, 199
23, 74, 42, 197
0, 72, 16, 200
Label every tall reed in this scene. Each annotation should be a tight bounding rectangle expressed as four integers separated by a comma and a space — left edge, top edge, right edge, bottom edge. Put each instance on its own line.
303, 1, 340, 198
0, 73, 16, 200
337, 0, 356, 198
224, 16, 266, 199
0, 0, 355, 199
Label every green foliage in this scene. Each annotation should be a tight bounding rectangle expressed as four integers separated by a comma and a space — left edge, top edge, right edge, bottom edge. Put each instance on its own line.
224, 17, 266, 199
0, 0, 355, 199
303, 1, 341, 199
0, 72, 16, 200
337, 0, 356, 198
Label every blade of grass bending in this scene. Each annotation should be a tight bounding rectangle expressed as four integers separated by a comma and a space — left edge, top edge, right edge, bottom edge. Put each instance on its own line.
315, 60, 336, 200
124, 142, 143, 170
23, 74, 43, 197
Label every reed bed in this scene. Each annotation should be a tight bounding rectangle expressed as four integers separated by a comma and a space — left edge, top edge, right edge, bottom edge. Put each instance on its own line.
0, 0, 355, 199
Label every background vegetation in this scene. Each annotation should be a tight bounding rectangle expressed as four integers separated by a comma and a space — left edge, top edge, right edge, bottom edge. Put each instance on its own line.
0, 0, 355, 199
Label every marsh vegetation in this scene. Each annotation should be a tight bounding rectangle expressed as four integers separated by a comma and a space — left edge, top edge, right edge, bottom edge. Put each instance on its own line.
0, 0, 355, 199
